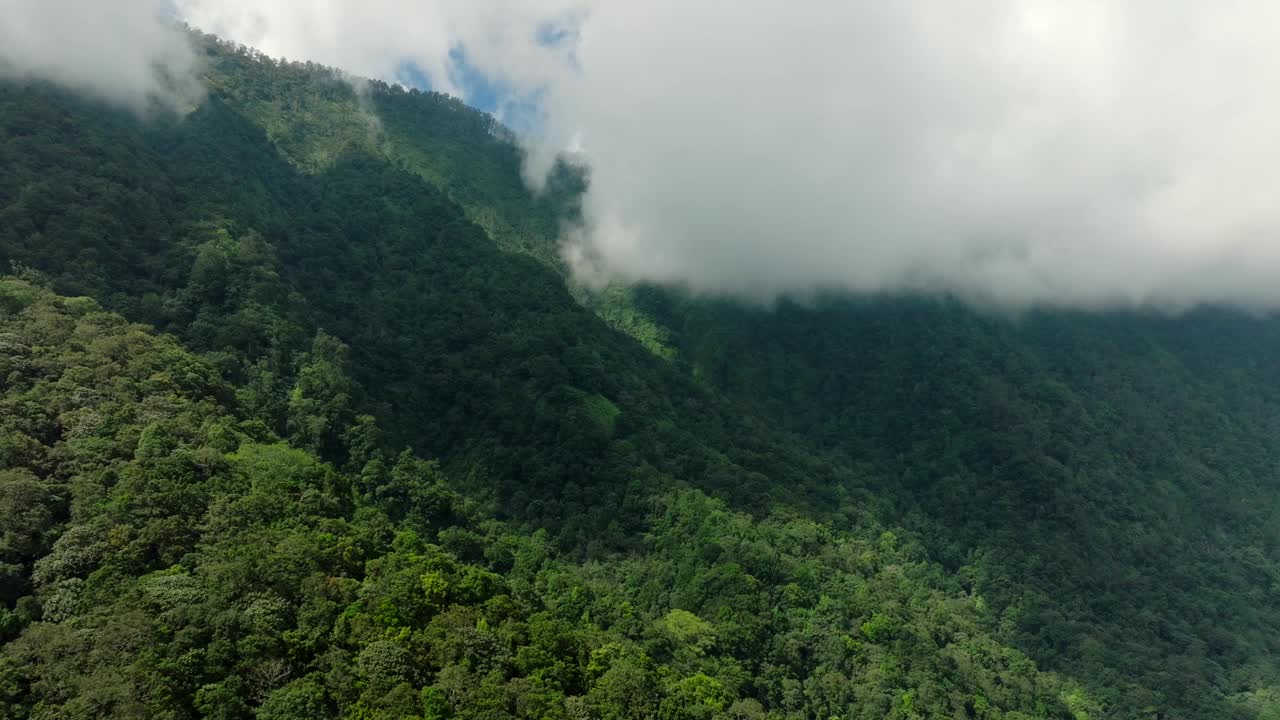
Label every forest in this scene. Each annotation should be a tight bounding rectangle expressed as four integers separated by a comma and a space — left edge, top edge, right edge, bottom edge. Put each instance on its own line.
2, 32, 1280, 720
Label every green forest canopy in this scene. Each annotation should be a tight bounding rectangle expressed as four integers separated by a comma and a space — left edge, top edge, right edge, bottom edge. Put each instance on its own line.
1, 33, 1280, 720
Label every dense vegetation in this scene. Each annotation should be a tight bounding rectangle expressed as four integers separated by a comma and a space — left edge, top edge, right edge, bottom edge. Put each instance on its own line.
1, 32, 1279, 719
649, 295, 1280, 717
0, 280, 1078, 719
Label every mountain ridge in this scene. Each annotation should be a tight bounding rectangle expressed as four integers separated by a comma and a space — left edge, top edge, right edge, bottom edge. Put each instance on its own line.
1, 32, 1279, 720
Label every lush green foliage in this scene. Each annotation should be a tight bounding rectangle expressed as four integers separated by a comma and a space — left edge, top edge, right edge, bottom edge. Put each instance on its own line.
2, 34, 1279, 720
0, 284, 1079, 719
631, 294, 1280, 718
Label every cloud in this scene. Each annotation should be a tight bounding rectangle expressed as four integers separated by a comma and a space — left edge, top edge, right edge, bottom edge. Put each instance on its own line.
538, 2, 1280, 310
0, 0, 201, 112
16, 1, 1280, 309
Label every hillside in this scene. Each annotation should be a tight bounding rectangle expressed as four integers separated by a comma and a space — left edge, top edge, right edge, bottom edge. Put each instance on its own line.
1, 34, 1279, 720
0, 278, 1083, 720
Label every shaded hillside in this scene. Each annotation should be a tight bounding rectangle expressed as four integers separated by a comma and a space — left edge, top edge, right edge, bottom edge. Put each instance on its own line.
636, 293, 1280, 717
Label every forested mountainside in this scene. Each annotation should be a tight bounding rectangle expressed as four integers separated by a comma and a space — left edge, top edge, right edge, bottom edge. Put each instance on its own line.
0, 280, 1079, 720
0, 32, 1278, 720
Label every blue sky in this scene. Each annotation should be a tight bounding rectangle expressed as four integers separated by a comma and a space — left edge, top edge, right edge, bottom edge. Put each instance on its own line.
394, 44, 553, 134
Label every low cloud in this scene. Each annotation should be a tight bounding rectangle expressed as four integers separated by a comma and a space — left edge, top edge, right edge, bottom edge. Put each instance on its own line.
14, 1, 1280, 310
0, 0, 201, 112
538, 2, 1280, 310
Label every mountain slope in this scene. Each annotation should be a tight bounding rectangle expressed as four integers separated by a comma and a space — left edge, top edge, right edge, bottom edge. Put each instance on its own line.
650, 294, 1280, 717
0, 56, 1086, 720
2, 34, 1280, 720
0, 78, 855, 543
186, 38, 1280, 718
0, 207, 1076, 719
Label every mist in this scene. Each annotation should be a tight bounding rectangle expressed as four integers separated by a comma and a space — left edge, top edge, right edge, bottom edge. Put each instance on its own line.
0, 0, 201, 112
12, 1, 1280, 309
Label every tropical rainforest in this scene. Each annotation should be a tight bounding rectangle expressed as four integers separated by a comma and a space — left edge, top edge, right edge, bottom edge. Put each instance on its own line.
1, 31, 1279, 720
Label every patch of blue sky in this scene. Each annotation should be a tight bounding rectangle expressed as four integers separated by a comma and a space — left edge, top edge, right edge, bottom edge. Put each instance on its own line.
394, 47, 549, 135
393, 61, 433, 92
535, 13, 583, 72
391, 15, 582, 136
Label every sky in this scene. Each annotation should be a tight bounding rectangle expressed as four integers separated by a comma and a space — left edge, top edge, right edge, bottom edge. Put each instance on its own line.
5, 1, 1280, 310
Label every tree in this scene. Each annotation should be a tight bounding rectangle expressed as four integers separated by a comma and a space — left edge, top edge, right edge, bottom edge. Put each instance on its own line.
287, 331, 355, 461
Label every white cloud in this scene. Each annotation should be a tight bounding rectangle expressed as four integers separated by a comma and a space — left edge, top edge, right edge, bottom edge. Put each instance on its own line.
0, 0, 201, 111
14, 1, 1280, 309
540, 2, 1280, 310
